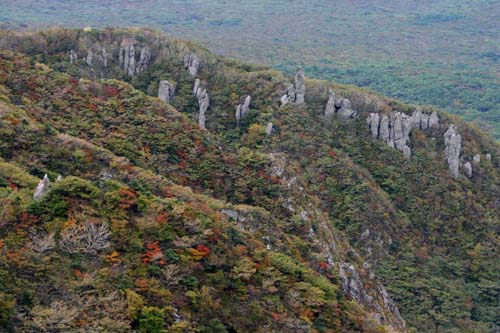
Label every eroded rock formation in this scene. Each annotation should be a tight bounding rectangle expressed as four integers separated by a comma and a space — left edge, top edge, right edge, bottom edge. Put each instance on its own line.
368, 109, 440, 159
294, 68, 306, 104
34, 174, 51, 200
265, 122, 273, 136
184, 53, 200, 77
197, 89, 209, 130
158, 80, 175, 104
235, 95, 251, 126
324, 90, 357, 120
69, 50, 77, 64
119, 39, 151, 76
444, 125, 462, 178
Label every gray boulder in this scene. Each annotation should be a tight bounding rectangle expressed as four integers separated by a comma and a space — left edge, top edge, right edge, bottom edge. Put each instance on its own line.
429, 111, 439, 128
236, 95, 252, 125
473, 154, 481, 166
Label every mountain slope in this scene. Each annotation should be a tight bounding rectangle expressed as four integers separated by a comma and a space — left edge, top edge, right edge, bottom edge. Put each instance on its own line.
0, 28, 499, 332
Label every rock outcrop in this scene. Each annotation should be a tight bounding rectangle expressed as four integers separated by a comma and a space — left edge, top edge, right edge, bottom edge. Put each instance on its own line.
158, 80, 175, 104
324, 90, 357, 120
86, 49, 93, 67
294, 68, 306, 104
69, 50, 77, 64
444, 125, 462, 178
136, 46, 151, 73
463, 161, 472, 178
119, 39, 135, 76
193, 79, 200, 97
184, 53, 200, 77
367, 109, 440, 159
280, 68, 306, 105
235, 95, 251, 126
197, 89, 210, 130
324, 90, 336, 119
265, 122, 273, 136
486, 153, 492, 161
33, 174, 51, 200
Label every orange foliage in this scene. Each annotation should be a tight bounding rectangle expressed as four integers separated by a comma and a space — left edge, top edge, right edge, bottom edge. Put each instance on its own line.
118, 188, 138, 209
106, 251, 121, 263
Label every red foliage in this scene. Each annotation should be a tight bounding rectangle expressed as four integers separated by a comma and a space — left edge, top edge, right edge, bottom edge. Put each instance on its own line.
7, 178, 18, 190
142, 241, 164, 264
69, 77, 79, 86
328, 149, 336, 158
195, 244, 211, 255
103, 85, 120, 98
319, 262, 329, 270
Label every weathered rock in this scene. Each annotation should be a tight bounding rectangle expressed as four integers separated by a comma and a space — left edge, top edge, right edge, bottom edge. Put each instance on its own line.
429, 111, 439, 128
193, 79, 200, 97
265, 122, 273, 136
69, 50, 78, 64
34, 174, 51, 200
379, 115, 390, 143
198, 89, 209, 130
463, 162, 472, 178
56, 175, 63, 182
367, 113, 380, 138
444, 125, 462, 178
403, 145, 412, 159
119, 38, 137, 76
486, 153, 492, 161
339, 263, 373, 305
184, 53, 200, 77
325, 91, 336, 119
294, 68, 306, 104
280, 94, 289, 106
411, 109, 422, 128
158, 80, 175, 104
236, 95, 252, 125
86, 49, 93, 66
421, 113, 429, 130
136, 47, 151, 74
336, 98, 357, 120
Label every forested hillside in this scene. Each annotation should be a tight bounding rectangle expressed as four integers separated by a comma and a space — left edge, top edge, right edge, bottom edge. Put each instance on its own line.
0, 28, 498, 332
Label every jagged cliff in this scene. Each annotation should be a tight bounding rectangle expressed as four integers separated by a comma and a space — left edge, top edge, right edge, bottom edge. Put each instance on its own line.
0, 28, 498, 333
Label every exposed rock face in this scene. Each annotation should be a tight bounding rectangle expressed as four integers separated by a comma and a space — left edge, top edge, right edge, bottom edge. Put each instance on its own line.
34, 174, 51, 200
69, 50, 78, 64
429, 111, 439, 128
136, 46, 151, 73
339, 262, 373, 304
444, 125, 462, 178
294, 68, 306, 104
280, 94, 289, 106
324, 90, 357, 120
336, 98, 357, 120
367, 109, 440, 159
193, 79, 200, 97
486, 154, 492, 161
119, 38, 136, 76
265, 122, 273, 136
86, 49, 93, 66
197, 89, 209, 130
158, 80, 175, 104
184, 53, 200, 77
324, 90, 336, 119
235, 95, 252, 125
